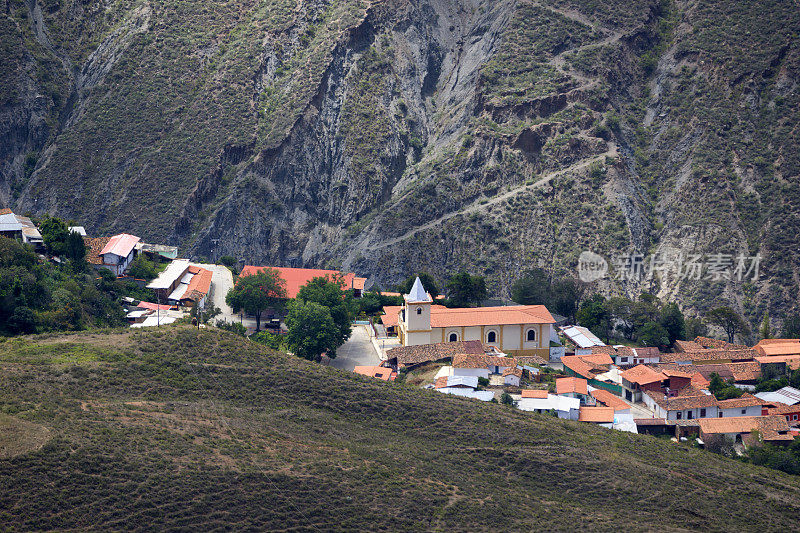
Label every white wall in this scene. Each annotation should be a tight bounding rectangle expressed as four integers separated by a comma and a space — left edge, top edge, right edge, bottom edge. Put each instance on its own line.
504, 375, 520, 387
453, 368, 489, 379
720, 405, 762, 418
405, 330, 432, 346
503, 325, 521, 351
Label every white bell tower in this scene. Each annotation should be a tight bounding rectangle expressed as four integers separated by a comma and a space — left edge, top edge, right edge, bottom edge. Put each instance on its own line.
402, 277, 432, 346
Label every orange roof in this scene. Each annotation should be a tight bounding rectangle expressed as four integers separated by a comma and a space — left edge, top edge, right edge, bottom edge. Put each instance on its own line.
521, 389, 549, 399
83, 236, 111, 265
579, 406, 615, 423
239, 266, 361, 299
698, 415, 792, 441
561, 354, 613, 380
556, 377, 588, 396
183, 267, 213, 301
716, 394, 764, 410
353, 277, 367, 291
379, 306, 402, 327
590, 388, 630, 411
354, 366, 394, 380
755, 355, 800, 370
429, 305, 555, 328
503, 366, 523, 378
379, 291, 402, 297
755, 341, 800, 357
621, 365, 665, 386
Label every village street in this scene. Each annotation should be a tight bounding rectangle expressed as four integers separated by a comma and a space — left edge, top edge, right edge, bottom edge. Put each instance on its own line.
328, 325, 380, 371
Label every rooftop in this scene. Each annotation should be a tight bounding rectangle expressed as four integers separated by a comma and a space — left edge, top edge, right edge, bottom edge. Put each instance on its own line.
556, 377, 588, 396
699, 415, 792, 441
560, 325, 605, 348
589, 388, 630, 411
644, 387, 718, 411
716, 393, 764, 410
578, 406, 615, 423
386, 340, 484, 367
99, 233, 140, 258
521, 389, 549, 399
405, 277, 432, 303
354, 366, 394, 381
621, 365, 665, 386
147, 259, 191, 290
239, 266, 361, 299
429, 305, 555, 328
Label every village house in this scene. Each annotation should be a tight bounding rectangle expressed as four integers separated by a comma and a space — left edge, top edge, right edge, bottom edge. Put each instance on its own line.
390, 278, 556, 359
555, 377, 592, 405
767, 403, 800, 426
589, 388, 631, 414
756, 386, 800, 407
452, 353, 519, 381
716, 394, 765, 418
578, 407, 615, 428
517, 391, 580, 420
643, 386, 719, 421
384, 340, 486, 371
83, 233, 141, 276
0, 209, 44, 249
145, 259, 212, 308
621, 364, 666, 402
240, 265, 367, 298
434, 375, 479, 390
698, 416, 794, 447
610, 346, 661, 367
559, 325, 606, 355
560, 353, 621, 395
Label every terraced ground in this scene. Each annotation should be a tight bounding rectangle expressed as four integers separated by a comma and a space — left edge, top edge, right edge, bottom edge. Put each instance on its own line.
1, 325, 800, 530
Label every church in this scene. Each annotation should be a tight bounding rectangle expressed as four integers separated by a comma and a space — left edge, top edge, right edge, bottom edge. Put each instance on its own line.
387, 278, 555, 359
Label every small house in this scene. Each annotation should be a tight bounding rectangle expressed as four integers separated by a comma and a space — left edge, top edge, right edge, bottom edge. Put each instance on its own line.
97, 233, 140, 276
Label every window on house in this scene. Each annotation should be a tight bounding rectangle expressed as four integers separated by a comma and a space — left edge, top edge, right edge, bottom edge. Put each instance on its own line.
700, 408, 706, 418
719, 412, 723, 417
526, 329, 536, 342
676, 412, 682, 420
621, 357, 628, 363
794, 414, 798, 421
487, 331, 497, 343
416, 307, 422, 315
741, 409, 746, 415
687, 411, 693, 419
448, 333, 458, 342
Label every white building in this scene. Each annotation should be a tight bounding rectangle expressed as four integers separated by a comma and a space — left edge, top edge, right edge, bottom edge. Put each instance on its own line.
98, 233, 140, 276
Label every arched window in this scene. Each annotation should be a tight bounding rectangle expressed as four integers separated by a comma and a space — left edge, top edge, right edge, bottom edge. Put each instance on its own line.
448, 332, 458, 342
487, 331, 497, 343
526, 329, 536, 342
416, 307, 422, 315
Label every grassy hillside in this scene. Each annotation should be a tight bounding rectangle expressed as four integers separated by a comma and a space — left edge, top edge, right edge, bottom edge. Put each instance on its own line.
1, 326, 800, 530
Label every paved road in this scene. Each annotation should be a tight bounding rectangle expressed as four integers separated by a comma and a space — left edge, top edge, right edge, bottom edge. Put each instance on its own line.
195, 263, 260, 330
328, 325, 380, 371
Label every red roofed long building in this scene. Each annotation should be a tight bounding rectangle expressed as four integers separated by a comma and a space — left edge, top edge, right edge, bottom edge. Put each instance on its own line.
395, 277, 555, 358
239, 266, 366, 298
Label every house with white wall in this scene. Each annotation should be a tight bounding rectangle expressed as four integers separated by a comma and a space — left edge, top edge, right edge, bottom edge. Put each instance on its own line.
716, 394, 765, 418
97, 233, 140, 276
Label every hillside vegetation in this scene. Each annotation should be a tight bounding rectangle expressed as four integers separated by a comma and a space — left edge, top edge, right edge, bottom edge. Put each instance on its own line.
1, 0, 799, 326
2, 326, 800, 530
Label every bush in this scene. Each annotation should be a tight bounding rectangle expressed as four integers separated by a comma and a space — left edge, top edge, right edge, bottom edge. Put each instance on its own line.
216, 320, 247, 336
128, 256, 158, 280
478, 377, 489, 387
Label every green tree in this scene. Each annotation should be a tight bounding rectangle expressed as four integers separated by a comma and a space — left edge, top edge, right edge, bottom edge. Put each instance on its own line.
219, 255, 237, 268
500, 392, 514, 406
285, 300, 340, 362
706, 306, 750, 344
226, 269, 287, 331
38, 215, 70, 256
550, 278, 583, 322
782, 314, 800, 338
65, 230, 86, 264
636, 321, 670, 348
400, 273, 440, 298
660, 303, 686, 345
685, 317, 708, 339
510, 268, 550, 305
446, 272, 487, 307
128, 256, 158, 280
251, 330, 285, 350
295, 275, 355, 346
759, 312, 772, 340
577, 294, 611, 343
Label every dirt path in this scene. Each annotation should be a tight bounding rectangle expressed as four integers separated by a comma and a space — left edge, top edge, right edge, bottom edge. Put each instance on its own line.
362, 144, 616, 251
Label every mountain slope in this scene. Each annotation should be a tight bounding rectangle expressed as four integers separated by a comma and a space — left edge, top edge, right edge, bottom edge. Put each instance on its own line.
2, 0, 799, 324
1, 325, 800, 530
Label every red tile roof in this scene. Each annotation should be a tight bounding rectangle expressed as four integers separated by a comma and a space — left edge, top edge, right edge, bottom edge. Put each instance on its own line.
503, 366, 523, 378
579, 406, 615, 423
716, 394, 765, 410
521, 389, 549, 399
755, 355, 800, 369
354, 366, 394, 380
694, 336, 748, 350
556, 377, 588, 396
84, 236, 111, 265
183, 267, 213, 302
674, 339, 704, 352
659, 348, 757, 364
699, 415, 793, 441
453, 354, 518, 369
386, 340, 485, 367
621, 365, 665, 386
561, 354, 613, 380
644, 386, 718, 411
239, 266, 361, 299
755, 340, 800, 357
99, 233, 140, 257
429, 305, 555, 328
136, 301, 172, 311
590, 388, 630, 411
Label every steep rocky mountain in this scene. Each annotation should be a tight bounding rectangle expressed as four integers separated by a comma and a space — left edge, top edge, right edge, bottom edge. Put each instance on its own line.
2, 0, 799, 325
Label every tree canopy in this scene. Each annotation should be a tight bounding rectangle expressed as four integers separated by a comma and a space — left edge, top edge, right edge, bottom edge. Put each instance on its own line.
295, 275, 355, 347
226, 269, 287, 331
706, 307, 750, 344
510, 269, 583, 321
445, 272, 487, 307
285, 300, 340, 362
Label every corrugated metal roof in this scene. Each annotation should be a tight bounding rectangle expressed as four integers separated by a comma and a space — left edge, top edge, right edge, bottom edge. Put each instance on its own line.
146, 259, 191, 289
756, 386, 800, 406
560, 325, 606, 348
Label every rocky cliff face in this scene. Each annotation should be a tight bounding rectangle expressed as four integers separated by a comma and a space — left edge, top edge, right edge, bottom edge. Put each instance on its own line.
2, 0, 799, 326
